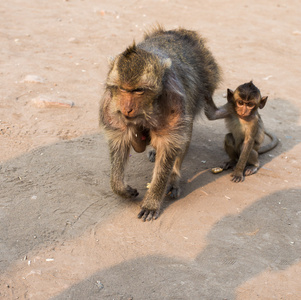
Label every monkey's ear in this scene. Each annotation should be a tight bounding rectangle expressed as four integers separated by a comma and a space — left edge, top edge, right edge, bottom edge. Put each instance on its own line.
106, 64, 120, 86
161, 58, 172, 69
107, 56, 115, 66
259, 96, 268, 109
227, 89, 234, 103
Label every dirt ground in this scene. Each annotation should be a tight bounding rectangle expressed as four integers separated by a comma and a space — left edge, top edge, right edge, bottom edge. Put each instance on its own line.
1, 0, 301, 299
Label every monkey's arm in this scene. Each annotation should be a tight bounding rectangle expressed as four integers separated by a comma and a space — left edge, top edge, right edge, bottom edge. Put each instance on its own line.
204, 96, 230, 120
108, 134, 139, 198
100, 90, 139, 198
138, 142, 178, 221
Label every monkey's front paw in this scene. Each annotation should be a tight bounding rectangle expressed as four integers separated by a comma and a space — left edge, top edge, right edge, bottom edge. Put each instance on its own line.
231, 171, 244, 183
138, 208, 160, 221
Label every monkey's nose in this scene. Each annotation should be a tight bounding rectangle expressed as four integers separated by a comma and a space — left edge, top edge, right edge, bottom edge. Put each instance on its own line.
123, 109, 137, 119
125, 108, 138, 118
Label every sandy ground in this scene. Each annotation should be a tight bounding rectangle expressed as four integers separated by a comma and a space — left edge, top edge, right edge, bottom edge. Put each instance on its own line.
1, 0, 301, 299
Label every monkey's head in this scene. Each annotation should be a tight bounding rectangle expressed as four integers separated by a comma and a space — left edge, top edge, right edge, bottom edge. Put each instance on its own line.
106, 43, 172, 123
227, 81, 268, 120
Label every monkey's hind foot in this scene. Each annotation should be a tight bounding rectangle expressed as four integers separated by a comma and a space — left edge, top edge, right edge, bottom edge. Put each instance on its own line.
244, 166, 258, 176
147, 149, 156, 162
166, 184, 180, 199
222, 160, 236, 170
125, 185, 139, 198
113, 184, 139, 198
138, 208, 160, 222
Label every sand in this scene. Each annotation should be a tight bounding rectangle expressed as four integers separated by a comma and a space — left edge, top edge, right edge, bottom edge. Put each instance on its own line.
0, 0, 301, 299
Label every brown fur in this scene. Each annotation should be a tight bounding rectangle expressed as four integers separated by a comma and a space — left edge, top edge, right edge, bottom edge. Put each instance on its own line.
100, 26, 221, 220
205, 81, 278, 182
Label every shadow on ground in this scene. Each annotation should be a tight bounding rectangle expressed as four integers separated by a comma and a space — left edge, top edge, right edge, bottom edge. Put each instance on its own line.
53, 188, 301, 300
0, 98, 299, 280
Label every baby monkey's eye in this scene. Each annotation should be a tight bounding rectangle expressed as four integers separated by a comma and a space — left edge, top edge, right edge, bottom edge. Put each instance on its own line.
237, 100, 244, 106
247, 102, 255, 108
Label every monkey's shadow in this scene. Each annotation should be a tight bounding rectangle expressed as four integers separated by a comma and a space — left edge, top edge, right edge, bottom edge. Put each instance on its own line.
127, 97, 300, 214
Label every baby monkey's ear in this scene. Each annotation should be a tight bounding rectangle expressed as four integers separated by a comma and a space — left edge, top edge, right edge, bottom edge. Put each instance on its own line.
227, 88, 234, 103
259, 96, 268, 109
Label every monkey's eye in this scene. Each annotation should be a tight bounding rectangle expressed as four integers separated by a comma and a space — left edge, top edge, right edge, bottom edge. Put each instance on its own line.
237, 100, 244, 106
247, 103, 255, 108
133, 88, 145, 95
119, 88, 127, 93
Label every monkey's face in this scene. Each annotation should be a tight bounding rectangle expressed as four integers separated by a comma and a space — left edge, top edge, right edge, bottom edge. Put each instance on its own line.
115, 85, 157, 121
106, 45, 172, 125
229, 81, 268, 120
234, 96, 257, 119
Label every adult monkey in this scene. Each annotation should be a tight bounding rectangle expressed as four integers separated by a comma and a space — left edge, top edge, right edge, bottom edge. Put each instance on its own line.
99, 26, 221, 221
205, 81, 278, 182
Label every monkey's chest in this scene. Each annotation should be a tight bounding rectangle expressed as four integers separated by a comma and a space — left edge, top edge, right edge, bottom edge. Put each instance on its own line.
227, 118, 249, 145
130, 126, 151, 153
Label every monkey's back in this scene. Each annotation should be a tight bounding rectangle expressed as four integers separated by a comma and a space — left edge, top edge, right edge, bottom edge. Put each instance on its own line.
138, 27, 221, 116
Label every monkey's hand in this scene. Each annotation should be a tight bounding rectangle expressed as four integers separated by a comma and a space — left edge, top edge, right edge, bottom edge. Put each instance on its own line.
138, 207, 160, 222
231, 170, 245, 183
137, 194, 161, 221
204, 97, 230, 121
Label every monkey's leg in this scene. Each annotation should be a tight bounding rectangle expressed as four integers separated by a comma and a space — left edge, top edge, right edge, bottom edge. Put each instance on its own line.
167, 128, 192, 198
109, 138, 139, 198
231, 139, 255, 182
222, 133, 238, 170
244, 149, 259, 176
166, 155, 182, 199
138, 146, 177, 221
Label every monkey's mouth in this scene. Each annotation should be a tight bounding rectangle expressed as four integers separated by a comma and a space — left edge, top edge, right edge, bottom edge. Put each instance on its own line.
125, 116, 137, 120
238, 114, 254, 121
118, 111, 147, 127
123, 114, 144, 123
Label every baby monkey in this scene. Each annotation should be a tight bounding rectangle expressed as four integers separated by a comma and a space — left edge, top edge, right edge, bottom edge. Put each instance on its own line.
205, 81, 278, 182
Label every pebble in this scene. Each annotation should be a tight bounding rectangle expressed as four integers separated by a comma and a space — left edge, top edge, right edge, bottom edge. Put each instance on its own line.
263, 75, 273, 80
96, 281, 104, 290
68, 37, 80, 43
21, 75, 45, 83
292, 30, 301, 35
31, 95, 74, 108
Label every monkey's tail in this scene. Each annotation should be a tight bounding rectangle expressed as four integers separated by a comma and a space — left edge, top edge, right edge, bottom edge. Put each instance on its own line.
258, 130, 279, 154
